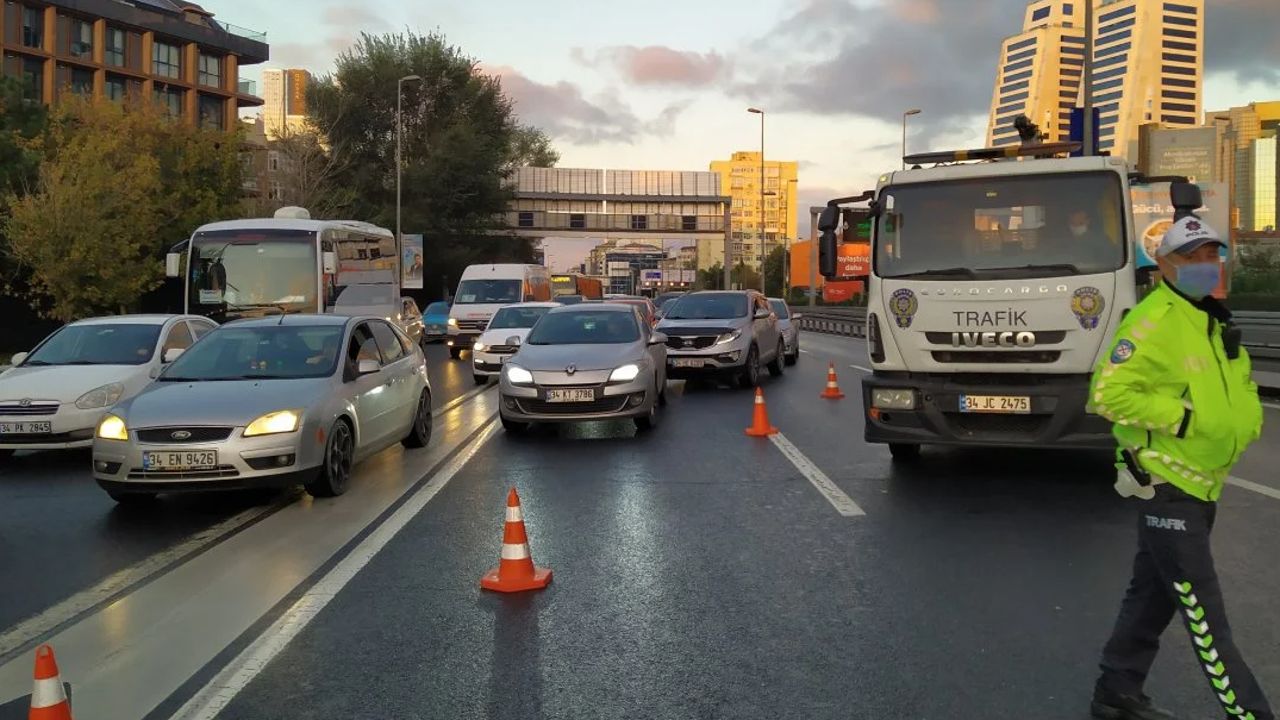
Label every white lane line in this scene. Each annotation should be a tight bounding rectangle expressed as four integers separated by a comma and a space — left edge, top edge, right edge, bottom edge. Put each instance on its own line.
799, 349, 810, 355
769, 432, 865, 517
1263, 402, 1280, 412
848, 364, 873, 374
1228, 476, 1280, 501
434, 384, 494, 417
0, 503, 278, 661
171, 419, 500, 720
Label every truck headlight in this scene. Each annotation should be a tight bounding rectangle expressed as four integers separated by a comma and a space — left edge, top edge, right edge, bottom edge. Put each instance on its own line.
447, 318, 458, 327
244, 410, 301, 437
872, 389, 916, 410
97, 414, 129, 441
505, 365, 534, 385
76, 383, 125, 410
609, 364, 640, 382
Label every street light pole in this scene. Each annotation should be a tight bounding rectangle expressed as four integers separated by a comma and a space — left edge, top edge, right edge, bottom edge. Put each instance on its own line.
748, 107, 765, 295
783, 178, 797, 300
396, 74, 422, 273
902, 108, 922, 169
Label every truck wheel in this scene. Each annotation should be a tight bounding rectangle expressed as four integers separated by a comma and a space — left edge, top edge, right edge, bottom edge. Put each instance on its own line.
889, 443, 921, 461
449, 347, 463, 360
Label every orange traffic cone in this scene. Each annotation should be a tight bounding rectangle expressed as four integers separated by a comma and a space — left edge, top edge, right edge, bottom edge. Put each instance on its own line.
744, 387, 779, 437
820, 363, 845, 400
29, 645, 71, 720
481, 488, 552, 593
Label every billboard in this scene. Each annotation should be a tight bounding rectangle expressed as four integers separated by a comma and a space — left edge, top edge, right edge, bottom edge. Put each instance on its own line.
837, 243, 871, 278
641, 269, 662, 284
1143, 126, 1217, 183
401, 234, 423, 289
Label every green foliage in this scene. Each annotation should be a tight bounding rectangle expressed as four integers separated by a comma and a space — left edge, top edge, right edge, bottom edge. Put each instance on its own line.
763, 246, 787, 297
696, 262, 724, 290
1229, 247, 1280, 310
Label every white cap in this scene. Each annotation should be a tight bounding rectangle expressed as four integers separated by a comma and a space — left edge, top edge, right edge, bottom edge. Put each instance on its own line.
1157, 216, 1224, 257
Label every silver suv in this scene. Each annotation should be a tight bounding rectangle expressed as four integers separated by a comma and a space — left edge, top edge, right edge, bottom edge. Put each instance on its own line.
657, 291, 784, 388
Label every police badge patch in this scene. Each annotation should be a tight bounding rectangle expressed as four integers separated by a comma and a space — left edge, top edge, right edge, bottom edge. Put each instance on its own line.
1071, 287, 1105, 330
889, 288, 918, 329
1111, 339, 1136, 364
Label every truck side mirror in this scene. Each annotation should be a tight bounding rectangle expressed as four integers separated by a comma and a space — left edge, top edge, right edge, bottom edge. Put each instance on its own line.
165, 253, 182, 278
818, 205, 840, 279
1170, 181, 1203, 222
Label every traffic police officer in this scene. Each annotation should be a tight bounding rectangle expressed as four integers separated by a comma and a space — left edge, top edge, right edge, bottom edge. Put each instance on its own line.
1089, 216, 1271, 720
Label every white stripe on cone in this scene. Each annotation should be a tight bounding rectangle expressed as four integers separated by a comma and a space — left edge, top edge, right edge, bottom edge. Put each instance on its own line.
505, 506, 524, 522
31, 676, 67, 709
500, 543, 531, 560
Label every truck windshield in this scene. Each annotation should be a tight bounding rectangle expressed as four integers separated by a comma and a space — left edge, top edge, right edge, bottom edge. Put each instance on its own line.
455, 279, 522, 304
188, 230, 318, 321
875, 171, 1127, 280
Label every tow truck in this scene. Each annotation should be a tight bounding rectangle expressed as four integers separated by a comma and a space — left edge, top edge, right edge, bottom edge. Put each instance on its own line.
817, 131, 1201, 460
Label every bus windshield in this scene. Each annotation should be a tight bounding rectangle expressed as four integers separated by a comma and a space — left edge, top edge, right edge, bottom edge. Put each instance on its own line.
188, 230, 318, 321
875, 172, 1127, 281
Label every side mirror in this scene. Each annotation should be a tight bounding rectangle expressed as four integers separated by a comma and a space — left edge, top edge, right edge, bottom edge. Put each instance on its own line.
505, 335, 523, 347
163, 348, 185, 363
357, 358, 380, 375
322, 251, 338, 275
149, 365, 162, 379
1170, 181, 1203, 222
818, 205, 840, 279
9, 352, 28, 366
649, 331, 668, 346
754, 308, 771, 319
165, 253, 182, 279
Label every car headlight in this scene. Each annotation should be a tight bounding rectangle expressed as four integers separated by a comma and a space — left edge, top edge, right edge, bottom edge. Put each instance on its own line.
505, 365, 534, 385
473, 341, 487, 352
244, 410, 302, 437
871, 388, 916, 410
76, 382, 125, 410
609, 364, 641, 383
448, 318, 458, 327
715, 329, 742, 345
97, 414, 128, 441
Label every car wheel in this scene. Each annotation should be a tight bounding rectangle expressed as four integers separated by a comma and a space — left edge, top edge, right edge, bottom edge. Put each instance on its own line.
785, 348, 798, 366
449, 347, 463, 360
634, 394, 660, 432
401, 390, 433, 449
737, 345, 761, 389
767, 340, 785, 377
108, 490, 157, 505
473, 374, 489, 386
306, 419, 354, 498
501, 414, 529, 433
889, 443, 921, 462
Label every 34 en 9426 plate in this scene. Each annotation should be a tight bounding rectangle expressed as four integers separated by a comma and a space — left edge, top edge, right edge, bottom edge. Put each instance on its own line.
143, 450, 218, 471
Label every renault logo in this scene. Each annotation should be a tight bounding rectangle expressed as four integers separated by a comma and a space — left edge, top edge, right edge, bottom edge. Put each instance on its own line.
171, 430, 192, 440
565, 365, 576, 375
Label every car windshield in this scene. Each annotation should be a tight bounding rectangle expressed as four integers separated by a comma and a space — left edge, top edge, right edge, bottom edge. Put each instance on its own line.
455, 279, 522, 304
23, 323, 162, 366
769, 300, 791, 319
160, 325, 344, 381
187, 230, 318, 319
424, 302, 449, 316
876, 171, 1127, 280
664, 293, 749, 320
489, 306, 552, 330
526, 311, 640, 345
333, 284, 397, 308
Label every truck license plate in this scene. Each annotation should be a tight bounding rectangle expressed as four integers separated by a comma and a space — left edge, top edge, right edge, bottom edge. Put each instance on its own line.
143, 450, 218, 471
0, 421, 51, 434
959, 395, 1031, 414
546, 389, 595, 403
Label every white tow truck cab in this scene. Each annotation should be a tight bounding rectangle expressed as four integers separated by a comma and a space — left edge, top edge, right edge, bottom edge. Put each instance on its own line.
817, 140, 1200, 460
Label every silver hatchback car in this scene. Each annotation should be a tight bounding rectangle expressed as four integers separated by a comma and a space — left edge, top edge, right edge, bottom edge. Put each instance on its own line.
498, 304, 668, 432
92, 314, 432, 503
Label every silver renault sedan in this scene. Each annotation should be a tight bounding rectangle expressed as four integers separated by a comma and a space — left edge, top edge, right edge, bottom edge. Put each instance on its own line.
92, 314, 432, 503
498, 304, 668, 433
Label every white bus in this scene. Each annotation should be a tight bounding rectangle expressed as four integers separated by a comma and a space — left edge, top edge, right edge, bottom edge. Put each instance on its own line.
166, 207, 399, 323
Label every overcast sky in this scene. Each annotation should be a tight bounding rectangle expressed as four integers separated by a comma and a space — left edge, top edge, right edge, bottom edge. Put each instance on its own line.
217, 0, 1280, 270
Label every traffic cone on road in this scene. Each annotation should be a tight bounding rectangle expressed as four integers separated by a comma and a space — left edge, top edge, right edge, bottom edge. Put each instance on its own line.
744, 387, 779, 437
481, 488, 552, 593
28, 645, 71, 720
820, 363, 846, 400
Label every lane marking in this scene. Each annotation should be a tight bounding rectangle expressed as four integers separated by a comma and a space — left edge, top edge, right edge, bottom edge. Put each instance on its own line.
1263, 402, 1280, 412
1228, 476, 1280, 502
0, 502, 282, 663
849, 364, 873, 374
433, 383, 495, 417
171, 418, 500, 720
769, 432, 865, 517
799, 349, 810, 355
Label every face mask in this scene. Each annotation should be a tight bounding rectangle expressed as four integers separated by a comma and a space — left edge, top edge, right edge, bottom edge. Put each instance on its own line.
1173, 261, 1221, 298
1070, 224, 1088, 237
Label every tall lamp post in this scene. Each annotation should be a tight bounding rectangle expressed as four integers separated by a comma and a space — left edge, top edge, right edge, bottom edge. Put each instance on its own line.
902, 108, 922, 169
748, 107, 766, 294
396, 74, 422, 269
783, 178, 797, 299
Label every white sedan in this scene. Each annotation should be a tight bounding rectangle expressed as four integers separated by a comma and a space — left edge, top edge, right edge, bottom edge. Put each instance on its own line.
471, 303, 559, 385
0, 315, 217, 458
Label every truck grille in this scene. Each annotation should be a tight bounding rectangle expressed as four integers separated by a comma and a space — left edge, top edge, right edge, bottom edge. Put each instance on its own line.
456, 319, 488, 332
930, 351, 1060, 364
136, 427, 234, 444
0, 402, 58, 416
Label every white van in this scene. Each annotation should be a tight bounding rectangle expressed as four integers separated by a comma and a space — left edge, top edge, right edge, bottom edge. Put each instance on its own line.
447, 264, 551, 359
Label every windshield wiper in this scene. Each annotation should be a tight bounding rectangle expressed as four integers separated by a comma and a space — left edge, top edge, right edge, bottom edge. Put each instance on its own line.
885, 267, 977, 280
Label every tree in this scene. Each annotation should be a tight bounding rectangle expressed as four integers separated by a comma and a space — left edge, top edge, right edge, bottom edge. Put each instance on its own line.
697, 262, 724, 290
762, 246, 787, 298
732, 262, 761, 292
0, 77, 49, 283
307, 31, 558, 292
247, 122, 355, 219
3, 98, 244, 320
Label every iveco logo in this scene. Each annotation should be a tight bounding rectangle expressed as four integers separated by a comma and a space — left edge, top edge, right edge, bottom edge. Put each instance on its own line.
920, 285, 1070, 297
565, 365, 577, 375
171, 430, 192, 440
952, 331, 1037, 348
18, 399, 31, 408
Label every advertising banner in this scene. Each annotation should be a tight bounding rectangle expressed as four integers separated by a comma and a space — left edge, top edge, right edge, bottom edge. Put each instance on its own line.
401, 234, 423, 290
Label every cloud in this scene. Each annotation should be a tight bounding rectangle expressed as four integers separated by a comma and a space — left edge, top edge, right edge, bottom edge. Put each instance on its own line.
268, 4, 392, 71
483, 65, 687, 145
575, 46, 730, 88
740, 0, 1280, 138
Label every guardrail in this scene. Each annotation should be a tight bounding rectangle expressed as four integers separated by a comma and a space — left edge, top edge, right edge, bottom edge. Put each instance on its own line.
796, 306, 1280, 360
